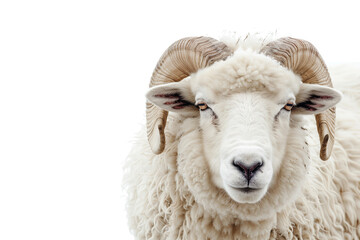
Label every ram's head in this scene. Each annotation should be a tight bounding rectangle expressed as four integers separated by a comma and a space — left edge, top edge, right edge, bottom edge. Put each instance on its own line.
145, 37, 342, 204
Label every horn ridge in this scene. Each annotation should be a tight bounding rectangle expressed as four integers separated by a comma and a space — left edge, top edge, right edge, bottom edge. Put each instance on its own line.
146, 37, 232, 154
261, 37, 336, 160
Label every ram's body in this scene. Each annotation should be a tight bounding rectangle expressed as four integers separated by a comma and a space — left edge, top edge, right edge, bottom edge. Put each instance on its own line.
124, 37, 360, 240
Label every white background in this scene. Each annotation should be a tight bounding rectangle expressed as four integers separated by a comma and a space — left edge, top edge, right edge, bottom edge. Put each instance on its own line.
0, 0, 359, 239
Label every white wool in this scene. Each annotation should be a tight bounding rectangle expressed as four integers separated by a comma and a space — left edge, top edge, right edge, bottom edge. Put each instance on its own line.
219, 32, 274, 53
124, 36, 360, 239
191, 49, 300, 97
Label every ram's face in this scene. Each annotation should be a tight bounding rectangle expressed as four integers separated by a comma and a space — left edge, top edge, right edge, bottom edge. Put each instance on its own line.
146, 54, 342, 204
194, 88, 297, 203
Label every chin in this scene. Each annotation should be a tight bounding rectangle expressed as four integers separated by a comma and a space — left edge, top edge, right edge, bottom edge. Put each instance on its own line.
224, 184, 268, 203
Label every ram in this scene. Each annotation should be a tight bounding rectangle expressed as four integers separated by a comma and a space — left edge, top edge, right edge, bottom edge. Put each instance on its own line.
124, 35, 360, 239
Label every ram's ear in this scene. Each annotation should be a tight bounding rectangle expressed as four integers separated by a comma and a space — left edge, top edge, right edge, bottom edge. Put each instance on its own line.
293, 84, 342, 115
146, 81, 197, 113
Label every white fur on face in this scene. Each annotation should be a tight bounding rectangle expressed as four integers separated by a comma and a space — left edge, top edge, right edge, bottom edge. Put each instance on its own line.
198, 92, 295, 203
185, 50, 302, 204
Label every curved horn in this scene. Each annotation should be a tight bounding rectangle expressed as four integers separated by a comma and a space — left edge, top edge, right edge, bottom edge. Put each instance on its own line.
147, 37, 232, 154
261, 37, 335, 160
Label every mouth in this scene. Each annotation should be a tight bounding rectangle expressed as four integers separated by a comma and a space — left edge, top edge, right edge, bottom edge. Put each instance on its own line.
224, 184, 267, 203
231, 186, 261, 193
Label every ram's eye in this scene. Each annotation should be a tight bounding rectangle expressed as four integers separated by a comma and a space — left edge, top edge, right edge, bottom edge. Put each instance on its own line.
197, 103, 208, 111
283, 102, 294, 111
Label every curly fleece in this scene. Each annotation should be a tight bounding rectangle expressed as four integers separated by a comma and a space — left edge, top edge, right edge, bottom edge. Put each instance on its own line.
124, 39, 360, 239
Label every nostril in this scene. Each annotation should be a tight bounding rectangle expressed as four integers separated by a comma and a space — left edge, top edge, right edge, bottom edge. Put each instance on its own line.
249, 161, 263, 173
233, 160, 264, 181
232, 161, 246, 174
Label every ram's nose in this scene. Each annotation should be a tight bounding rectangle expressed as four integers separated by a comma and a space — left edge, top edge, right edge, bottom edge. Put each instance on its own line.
233, 160, 263, 181
231, 149, 265, 182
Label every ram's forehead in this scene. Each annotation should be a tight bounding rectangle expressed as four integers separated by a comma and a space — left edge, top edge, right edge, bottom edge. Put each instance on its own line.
191, 50, 301, 97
